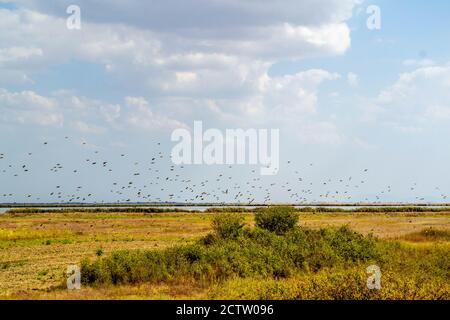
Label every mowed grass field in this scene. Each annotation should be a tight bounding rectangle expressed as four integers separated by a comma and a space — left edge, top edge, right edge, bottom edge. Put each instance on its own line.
0, 209, 449, 299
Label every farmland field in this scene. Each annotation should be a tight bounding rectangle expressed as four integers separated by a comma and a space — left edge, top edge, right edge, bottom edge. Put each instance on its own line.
0, 208, 449, 300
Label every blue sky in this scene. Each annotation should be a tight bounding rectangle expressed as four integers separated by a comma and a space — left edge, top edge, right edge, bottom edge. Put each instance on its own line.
1, 0, 450, 204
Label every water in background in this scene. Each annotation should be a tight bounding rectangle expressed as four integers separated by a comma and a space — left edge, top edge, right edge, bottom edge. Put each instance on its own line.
1, 205, 449, 214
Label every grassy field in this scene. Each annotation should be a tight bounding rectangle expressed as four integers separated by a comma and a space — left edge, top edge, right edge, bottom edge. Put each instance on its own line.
0, 208, 449, 299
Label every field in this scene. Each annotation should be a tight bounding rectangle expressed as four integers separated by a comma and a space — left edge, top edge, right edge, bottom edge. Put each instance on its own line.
0, 208, 449, 300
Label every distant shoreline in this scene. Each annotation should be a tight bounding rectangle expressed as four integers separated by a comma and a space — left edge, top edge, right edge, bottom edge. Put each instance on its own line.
1, 202, 450, 208
3, 204, 450, 215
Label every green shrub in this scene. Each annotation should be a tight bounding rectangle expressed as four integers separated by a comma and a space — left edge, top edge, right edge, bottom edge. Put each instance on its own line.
323, 226, 379, 263
212, 213, 245, 239
80, 217, 384, 287
255, 206, 299, 235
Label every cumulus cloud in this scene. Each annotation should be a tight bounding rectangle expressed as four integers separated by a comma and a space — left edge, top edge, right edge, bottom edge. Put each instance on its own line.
0, 88, 186, 133
0, 1, 355, 87
366, 63, 450, 132
0, 0, 360, 143
265, 69, 340, 119
13, 0, 359, 31
125, 96, 188, 131
181, 69, 341, 125
0, 46, 43, 64
0, 88, 63, 126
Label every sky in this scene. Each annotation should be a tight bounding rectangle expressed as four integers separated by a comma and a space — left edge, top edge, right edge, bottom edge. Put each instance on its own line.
1, 0, 450, 204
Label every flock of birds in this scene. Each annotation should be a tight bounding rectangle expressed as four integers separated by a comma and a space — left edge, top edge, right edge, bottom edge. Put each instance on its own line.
0, 136, 448, 205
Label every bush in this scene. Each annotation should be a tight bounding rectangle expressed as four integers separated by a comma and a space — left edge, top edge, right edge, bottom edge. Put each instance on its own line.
212, 213, 245, 239
255, 206, 299, 235
79, 220, 385, 287
323, 226, 379, 263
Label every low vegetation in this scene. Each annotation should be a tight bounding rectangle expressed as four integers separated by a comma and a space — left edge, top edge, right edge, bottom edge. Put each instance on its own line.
5, 207, 194, 215
401, 228, 450, 242
79, 207, 449, 299
209, 267, 449, 300
81, 225, 381, 285
1, 207, 448, 299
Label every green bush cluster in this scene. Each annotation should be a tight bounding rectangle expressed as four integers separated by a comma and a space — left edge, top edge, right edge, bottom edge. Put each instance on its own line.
211, 213, 245, 239
255, 206, 299, 235
80, 224, 381, 285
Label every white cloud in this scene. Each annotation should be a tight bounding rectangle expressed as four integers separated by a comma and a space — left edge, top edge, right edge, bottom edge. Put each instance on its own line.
0, 88, 63, 126
378, 66, 450, 105
371, 63, 450, 132
0, 46, 43, 64
183, 69, 344, 145
265, 69, 340, 119
71, 121, 106, 134
0, 88, 186, 133
14, 0, 359, 32
0, 5, 354, 94
0, 1, 359, 144
125, 96, 188, 131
